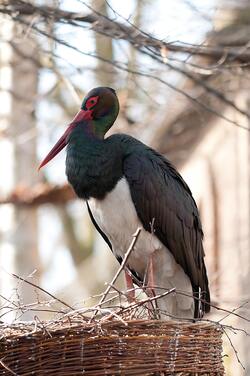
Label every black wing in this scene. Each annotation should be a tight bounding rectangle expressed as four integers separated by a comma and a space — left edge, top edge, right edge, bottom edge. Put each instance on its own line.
124, 148, 210, 316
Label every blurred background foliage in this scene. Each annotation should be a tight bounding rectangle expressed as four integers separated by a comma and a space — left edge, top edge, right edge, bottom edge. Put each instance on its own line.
0, 1, 250, 374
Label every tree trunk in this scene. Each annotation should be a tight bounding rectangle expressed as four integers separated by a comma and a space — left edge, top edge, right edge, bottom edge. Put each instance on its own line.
92, 0, 114, 86
0, 18, 40, 320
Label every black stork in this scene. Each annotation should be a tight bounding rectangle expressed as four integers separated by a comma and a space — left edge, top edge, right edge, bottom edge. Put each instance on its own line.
39, 87, 210, 319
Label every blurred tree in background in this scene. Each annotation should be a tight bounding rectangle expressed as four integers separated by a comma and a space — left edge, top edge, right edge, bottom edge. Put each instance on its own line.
0, 1, 250, 374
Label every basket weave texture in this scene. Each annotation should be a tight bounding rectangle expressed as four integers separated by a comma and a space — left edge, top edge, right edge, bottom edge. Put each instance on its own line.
0, 319, 224, 375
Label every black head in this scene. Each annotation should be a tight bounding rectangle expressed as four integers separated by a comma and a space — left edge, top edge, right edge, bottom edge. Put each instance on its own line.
38, 87, 119, 169
81, 87, 119, 122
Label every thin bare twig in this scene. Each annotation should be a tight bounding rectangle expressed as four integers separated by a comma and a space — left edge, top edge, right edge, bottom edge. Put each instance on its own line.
2, 1, 250, 130
115, 287, 177, 318
218, 301, 249, 323
90, 227, 141, 321
6, 14, 249, 131
0, 358, 18, 376
9, 272, 79, 315
2, 0, 250, 61
153, 286, 250, 323
222, 327, 245, 370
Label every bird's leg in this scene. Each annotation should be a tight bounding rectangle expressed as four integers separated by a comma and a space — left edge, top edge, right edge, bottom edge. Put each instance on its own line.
124, 269, 135, 303
146, 253, 160, 318
147, 254, 156, 298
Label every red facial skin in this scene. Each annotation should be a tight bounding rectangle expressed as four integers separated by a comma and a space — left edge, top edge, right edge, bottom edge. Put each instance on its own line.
38, 96, 98, 170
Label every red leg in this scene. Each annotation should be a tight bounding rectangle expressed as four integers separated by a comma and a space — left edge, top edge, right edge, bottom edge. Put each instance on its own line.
147, 254, 155, 295
146, 254, 160, 317
124, 270, 135, 302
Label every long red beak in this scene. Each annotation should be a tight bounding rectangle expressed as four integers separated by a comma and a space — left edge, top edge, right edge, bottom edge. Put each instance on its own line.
38, 109, 92, 170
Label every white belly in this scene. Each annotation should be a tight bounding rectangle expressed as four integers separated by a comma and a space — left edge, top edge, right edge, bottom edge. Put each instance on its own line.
88, 177, 194, 318
88, 178, 162, 276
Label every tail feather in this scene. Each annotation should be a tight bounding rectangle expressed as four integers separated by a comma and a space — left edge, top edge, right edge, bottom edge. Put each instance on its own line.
194, 264, 210, 318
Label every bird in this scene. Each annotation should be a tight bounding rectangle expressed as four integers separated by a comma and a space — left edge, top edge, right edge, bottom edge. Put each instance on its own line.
39, 87, 210, 320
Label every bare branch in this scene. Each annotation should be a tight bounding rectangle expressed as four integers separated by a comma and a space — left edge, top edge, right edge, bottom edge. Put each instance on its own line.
9, 272, 79, 314
2, 0, 250, 62
0, 183, 76, 206
91, 227, 142, 321
6, 6, 249, 131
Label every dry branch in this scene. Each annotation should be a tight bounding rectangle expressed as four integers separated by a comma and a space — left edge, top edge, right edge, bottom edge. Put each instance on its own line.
0, 271, 226, 375
2, 0, 250, 133
1, 266, 249, 374
91, 227, 142, 321
0, 183, 76, 206
1, 0, 250, 62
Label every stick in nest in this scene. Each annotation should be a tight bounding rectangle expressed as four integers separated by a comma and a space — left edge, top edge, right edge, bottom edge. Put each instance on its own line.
90, 227, 142, 321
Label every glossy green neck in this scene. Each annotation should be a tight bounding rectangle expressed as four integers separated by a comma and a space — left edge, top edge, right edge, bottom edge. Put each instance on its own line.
85, 100, 119, 139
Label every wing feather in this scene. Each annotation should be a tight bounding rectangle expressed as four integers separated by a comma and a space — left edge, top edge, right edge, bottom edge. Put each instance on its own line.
124, 148, 210, 316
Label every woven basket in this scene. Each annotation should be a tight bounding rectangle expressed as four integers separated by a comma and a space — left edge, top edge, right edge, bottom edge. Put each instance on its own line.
0, 318, 224, 375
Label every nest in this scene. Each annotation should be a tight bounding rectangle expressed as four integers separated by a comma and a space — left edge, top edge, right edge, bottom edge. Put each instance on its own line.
0, 316, 224, 376
0, 244, 225, 375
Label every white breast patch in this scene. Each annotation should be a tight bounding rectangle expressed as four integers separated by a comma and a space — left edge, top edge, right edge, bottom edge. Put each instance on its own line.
88, 177, 194, 318
88, 178, 162, 276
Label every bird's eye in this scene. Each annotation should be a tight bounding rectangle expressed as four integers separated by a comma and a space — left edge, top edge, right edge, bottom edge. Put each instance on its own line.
86, 96, 98, 110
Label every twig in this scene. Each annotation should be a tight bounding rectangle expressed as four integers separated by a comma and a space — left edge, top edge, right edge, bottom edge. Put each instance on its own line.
9, 272, 80, 316
3, 1, 250, 62
90, 227, 141, 321
0, 358, 19, 376
115, 287, 176, 317
33, 315, 52, 337
15, 17, 250, 131
218, 300, 249, 323
4, 6, 250, 131
95, 307, 128, 326
152, 286, 250, 323
222, 327, 245, 370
